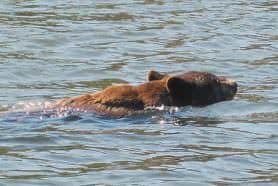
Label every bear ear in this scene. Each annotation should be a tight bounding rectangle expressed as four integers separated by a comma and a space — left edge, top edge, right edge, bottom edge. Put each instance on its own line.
166, 77, 193, 98
147, 70, 168, 81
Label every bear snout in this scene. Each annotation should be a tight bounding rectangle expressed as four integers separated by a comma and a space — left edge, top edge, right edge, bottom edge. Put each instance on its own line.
219, 78, 237, 100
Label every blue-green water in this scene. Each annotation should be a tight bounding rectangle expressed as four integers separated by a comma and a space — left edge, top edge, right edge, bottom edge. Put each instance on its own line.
0, 0, 277, 185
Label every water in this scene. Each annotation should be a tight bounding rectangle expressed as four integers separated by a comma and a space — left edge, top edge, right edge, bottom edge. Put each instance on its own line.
0, 0, 277, 185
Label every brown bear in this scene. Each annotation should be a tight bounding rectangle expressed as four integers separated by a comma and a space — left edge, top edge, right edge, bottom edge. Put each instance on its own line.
54, 70, 237, 117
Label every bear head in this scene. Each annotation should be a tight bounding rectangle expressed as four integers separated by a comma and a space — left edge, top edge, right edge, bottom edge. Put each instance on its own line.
147, 70, 237, 106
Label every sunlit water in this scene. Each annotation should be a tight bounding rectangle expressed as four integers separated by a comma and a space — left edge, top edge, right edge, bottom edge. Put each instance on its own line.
0, 0, 277, 185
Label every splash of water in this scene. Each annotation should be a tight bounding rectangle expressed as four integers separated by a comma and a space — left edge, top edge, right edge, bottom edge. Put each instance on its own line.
4, 100, 86, 120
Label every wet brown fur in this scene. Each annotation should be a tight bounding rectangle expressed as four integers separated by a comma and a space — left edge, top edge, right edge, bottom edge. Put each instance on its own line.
56, 70, 237, 117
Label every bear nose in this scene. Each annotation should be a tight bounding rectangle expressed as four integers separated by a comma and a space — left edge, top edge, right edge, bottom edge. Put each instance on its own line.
227, 79, 237, 95
227, 79, 237, 96
220, 78, 238, 98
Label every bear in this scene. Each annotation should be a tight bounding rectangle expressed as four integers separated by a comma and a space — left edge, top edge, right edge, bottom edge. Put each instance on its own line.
54, 70, 237, 117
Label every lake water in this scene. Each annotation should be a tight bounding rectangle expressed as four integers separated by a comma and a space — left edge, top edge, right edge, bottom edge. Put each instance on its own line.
0, 0, 277, 185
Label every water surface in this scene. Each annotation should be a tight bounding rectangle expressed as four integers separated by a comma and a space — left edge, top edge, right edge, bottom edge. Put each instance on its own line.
0, 0, 277, 185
